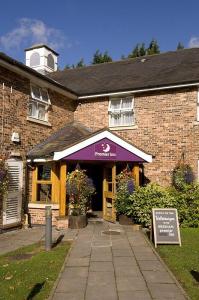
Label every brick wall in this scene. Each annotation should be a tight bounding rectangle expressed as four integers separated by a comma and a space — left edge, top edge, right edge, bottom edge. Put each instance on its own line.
74, 88, 199, 185
29, 207, 59, 226
0, 65, 76, 226
0, 65, 75, 159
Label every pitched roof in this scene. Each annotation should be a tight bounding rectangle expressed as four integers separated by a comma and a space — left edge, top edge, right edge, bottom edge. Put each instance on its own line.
0, 52, 76, 97
24, 44, 59, 56
27, 121, 92, 158
48, 48, 199, 96
27, 121, 152, 162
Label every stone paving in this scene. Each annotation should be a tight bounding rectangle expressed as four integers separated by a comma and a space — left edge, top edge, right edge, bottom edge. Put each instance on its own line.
51, 221, 188, 300
0, 226, 77, 255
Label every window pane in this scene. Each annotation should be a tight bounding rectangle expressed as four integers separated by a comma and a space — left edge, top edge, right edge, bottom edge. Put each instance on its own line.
37, 184, 52, 202
110, 112, 121, 126
31, 86, 41, 99
121, 98, 132, 109
38, 104, 46, 120
38, 165, 51, 180
29, 101, 38, 118
41, 90, 49, 102
110, 99, 121, 110
121, 112, 133, 126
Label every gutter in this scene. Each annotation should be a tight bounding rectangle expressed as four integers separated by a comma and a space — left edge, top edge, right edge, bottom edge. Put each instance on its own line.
78, 82, 199, 99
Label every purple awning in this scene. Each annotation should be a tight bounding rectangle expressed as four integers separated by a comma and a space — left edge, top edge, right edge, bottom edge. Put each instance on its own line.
63, 138, 145, 162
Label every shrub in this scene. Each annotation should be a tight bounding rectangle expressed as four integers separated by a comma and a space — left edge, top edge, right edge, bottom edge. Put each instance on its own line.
66, 169, 95, 215
127, 183, 175, 227
115, 171, 135, 216
170, 185, 199, 227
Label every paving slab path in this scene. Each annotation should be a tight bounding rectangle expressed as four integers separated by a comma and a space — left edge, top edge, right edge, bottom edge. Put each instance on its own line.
0, 226, 77, 255
51, 221, 188, 300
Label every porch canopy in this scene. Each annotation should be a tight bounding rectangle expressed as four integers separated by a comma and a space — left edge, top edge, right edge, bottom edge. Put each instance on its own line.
27, 122, 152, 218
28, 121, 152, 163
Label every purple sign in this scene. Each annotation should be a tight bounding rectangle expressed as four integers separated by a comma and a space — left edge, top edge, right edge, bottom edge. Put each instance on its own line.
63, 138, 145, 162
95, 142, 116, 158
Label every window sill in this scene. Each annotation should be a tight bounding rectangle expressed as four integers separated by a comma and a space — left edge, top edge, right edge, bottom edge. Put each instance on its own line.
27, 116, 52, 127
109, 125, 138, 131
28, 203, 59, 209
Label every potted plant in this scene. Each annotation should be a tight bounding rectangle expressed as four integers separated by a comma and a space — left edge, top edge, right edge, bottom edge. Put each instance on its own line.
0, 159, 9, 201
115, 170, 135, 225
66, 168, 95, 229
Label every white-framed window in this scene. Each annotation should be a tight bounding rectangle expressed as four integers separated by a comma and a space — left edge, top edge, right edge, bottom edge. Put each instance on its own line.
108, 96, 134, 127
29, 85, 51, 121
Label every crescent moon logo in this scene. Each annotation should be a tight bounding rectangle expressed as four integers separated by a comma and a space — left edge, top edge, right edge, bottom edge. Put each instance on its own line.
102, 143, 110, 153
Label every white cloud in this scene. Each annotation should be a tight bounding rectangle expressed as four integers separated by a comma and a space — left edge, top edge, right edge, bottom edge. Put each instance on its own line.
188, 36, 199, 48
0, 18, 68, 51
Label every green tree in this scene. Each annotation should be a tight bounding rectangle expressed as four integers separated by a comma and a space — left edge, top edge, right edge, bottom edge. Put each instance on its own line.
139, 43, 146, 56
128, 43, 146, 58
75, 58, 85, 68
121, 54, 126, 60
177, 42, 184, 50
128, 43, 140, 58
92, 50, 112, 64
147, 39, 160, 55
63, 64, 71, 70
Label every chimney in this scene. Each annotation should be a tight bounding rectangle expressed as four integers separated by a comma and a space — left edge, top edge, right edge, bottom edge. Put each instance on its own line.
25, 44, 59, 75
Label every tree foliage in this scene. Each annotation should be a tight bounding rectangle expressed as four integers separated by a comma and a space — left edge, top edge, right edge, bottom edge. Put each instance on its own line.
66, 169, 95, 215
147, 39, 160, 55
177, 42, 184, 50
63, 58, 86, 70
115, 170, 135, 216
92, 50, 112, 64
128, 39, 160, 58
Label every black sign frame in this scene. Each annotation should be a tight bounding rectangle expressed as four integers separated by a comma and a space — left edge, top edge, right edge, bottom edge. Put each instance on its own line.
152, 208, 181, 248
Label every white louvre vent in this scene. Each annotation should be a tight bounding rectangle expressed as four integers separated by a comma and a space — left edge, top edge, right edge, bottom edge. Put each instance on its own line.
3, 160, 23, 225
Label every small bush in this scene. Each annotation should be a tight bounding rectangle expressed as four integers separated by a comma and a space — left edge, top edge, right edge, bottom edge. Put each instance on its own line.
127, 183, 175, 227
115, 171, 135, 216
170, 185, 199, 227
66, 169, 95, 215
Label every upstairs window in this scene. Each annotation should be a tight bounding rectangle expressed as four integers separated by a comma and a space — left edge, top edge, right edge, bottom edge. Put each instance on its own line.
29, 85, 50, 122
108, 96, 134, 127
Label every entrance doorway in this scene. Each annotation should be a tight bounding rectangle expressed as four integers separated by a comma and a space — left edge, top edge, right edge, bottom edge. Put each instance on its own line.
76, 162, 118, 222
67, 162, 136, 222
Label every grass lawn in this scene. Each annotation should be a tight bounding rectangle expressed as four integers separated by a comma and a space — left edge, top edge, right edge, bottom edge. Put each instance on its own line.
157, 228, 199, 300
0, 241, 71, 300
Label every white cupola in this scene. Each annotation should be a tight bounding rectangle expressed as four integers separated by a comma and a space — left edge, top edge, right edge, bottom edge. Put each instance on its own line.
25, 44, 59, 75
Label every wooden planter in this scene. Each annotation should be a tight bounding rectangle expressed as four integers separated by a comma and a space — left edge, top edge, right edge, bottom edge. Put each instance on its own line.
119, 214, 134, 225
68, 215, 87, 229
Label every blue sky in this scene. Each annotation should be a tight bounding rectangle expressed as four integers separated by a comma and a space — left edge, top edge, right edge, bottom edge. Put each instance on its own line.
0, 0, 199, 68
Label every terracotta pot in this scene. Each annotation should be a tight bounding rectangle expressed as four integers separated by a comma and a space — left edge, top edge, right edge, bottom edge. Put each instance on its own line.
119, 214, 134, 225
69, 215, 87, 229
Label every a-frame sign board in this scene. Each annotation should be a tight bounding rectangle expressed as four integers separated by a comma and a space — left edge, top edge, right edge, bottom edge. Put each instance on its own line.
152, 208, 181, 248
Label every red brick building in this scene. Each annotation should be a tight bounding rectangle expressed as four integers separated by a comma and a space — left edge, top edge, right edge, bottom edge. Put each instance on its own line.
1, 45, 199, 228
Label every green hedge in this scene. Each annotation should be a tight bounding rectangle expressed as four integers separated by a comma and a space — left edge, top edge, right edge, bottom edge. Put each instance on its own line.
115, 182, 199, 228
127, 184, 175, 227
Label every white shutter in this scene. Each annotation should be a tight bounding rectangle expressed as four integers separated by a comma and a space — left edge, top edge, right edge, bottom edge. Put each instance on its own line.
3, 160, 23, 225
